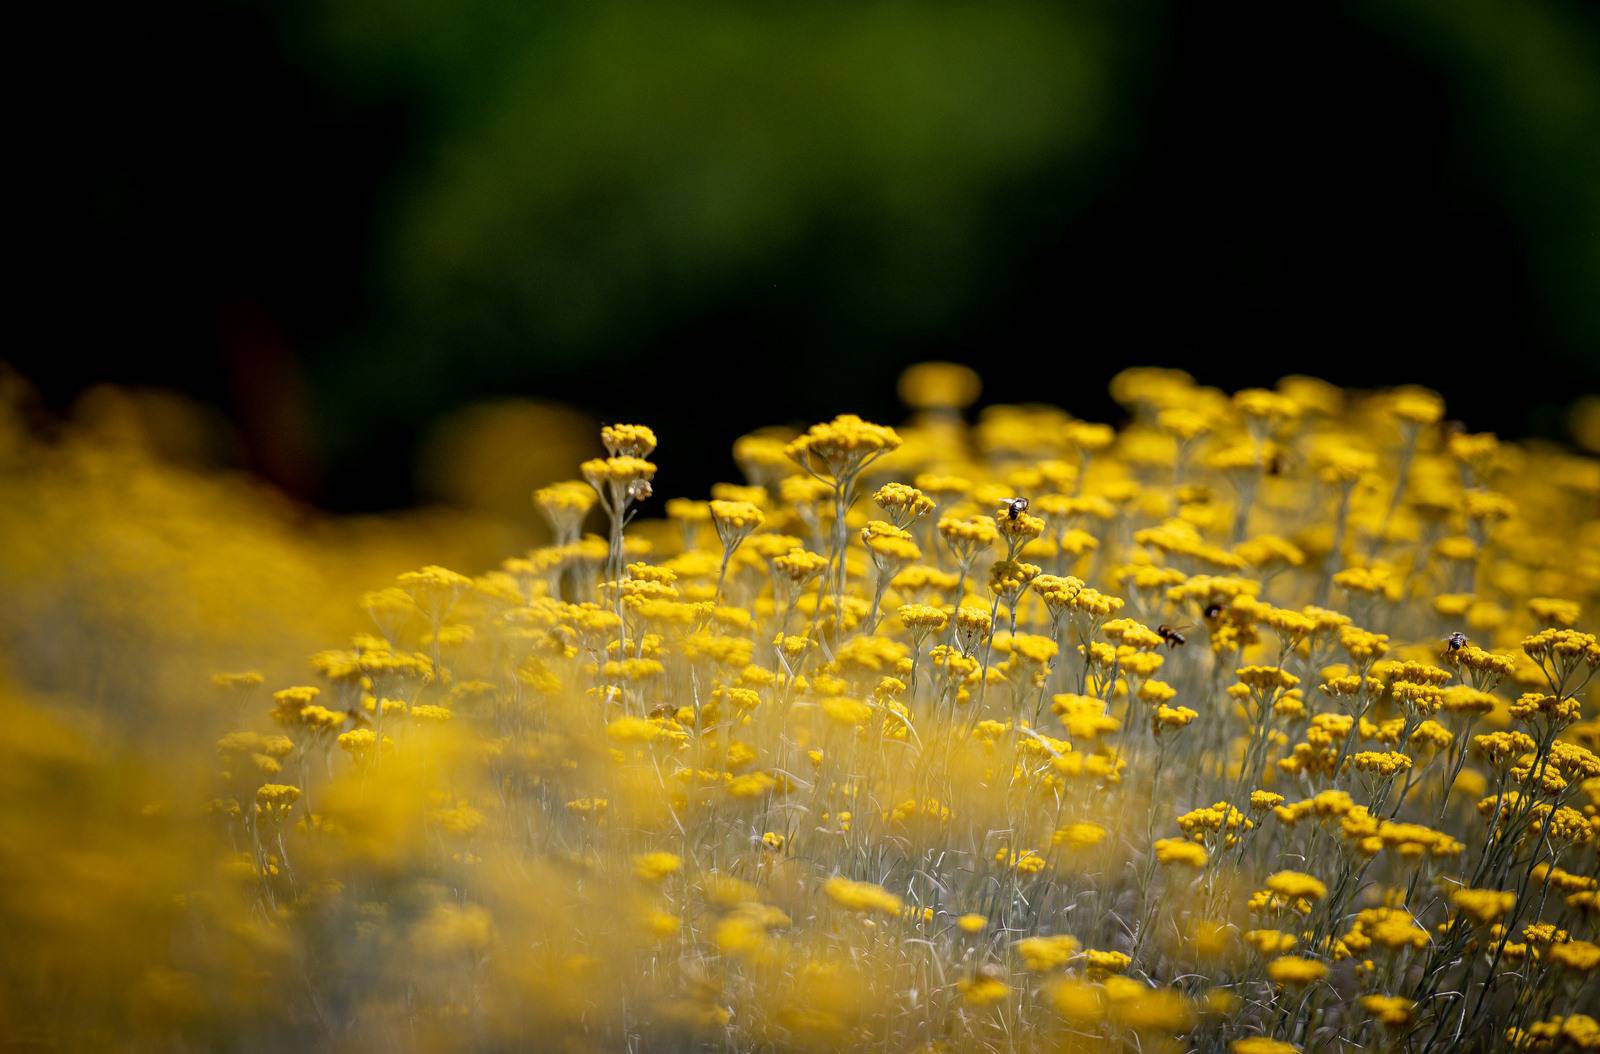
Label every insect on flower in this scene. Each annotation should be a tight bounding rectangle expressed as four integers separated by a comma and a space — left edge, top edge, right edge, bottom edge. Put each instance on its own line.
1000, 496, 1029, 520
1445, 631, 1468, 652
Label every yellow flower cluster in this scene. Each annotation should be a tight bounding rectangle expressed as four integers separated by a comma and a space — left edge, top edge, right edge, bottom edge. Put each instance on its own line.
4, 363, 1599, 1053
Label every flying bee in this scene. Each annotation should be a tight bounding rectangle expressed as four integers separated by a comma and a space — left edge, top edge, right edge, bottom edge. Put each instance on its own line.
628, 478, 653, 501
1157, 623, 1193, 649
1000, 496, 1029, 520
1445, 631, 1468, 653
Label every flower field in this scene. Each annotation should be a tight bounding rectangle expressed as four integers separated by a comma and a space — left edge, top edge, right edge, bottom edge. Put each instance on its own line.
1, 365, 1597, 1053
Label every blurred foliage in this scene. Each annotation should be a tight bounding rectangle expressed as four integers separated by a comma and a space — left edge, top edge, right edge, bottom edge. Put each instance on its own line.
16, 0, 1600, 509
293, 0, 1600, 473
300, 0, 1118, 440
0, 370, 528, 747
417, 399, 600, 517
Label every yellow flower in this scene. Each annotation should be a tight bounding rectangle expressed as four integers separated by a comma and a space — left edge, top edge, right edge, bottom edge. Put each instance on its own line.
254, 783, 301, 822
1528, 596, 1582, 626
1235, 388, 1301, 422
862, 522, 922, 566
714, 904, 789, 960
821, 876, 902, 917
1264, 871, 1326, 902
1245, 930, 1298, 955
211, 670, 264, 690
709, 499, 764, 548
773, 547, 828, 583
988, 558, 1041, 598
1083, 949, 1132, 976
582, 455, 657, 490
409, 704, 453, 722
898, 361, 981, 410
1015, 934, 1079, 971
1051, 822, 1107, 850
786, 414, 902, 480
1547, 940, 1600, 972
1237, 666, 1300, 693
336, 727, 378, 757
1153, 704, 1198, 734
1522, 628, 1600, 666
897, 603, 949, 635
600, 423, 657, 457
871, 482, 936, 524
1390, 386, 1445, 425
995, 847, 1047, 875
1153, 838, 1207, 868
1103, 617, 1165, 650
1339, 625, 1390, 661
1450, 888, 1515, 924
953, 605, 994, 647
534, 480, 597, 540
820, 696, 872, 727
1265, 956, 1327, 986
1361, 994, 1413, 1027
1349, 751, 1413, 778
633, 852, 682, 882
727, 772, 776, 799
643, 908, 680, 939
1231, 1039, 1300, 1054
957, 971, 1009, 1007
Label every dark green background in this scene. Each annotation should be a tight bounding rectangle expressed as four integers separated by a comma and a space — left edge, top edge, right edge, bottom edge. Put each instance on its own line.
18, 0, 1600, 508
